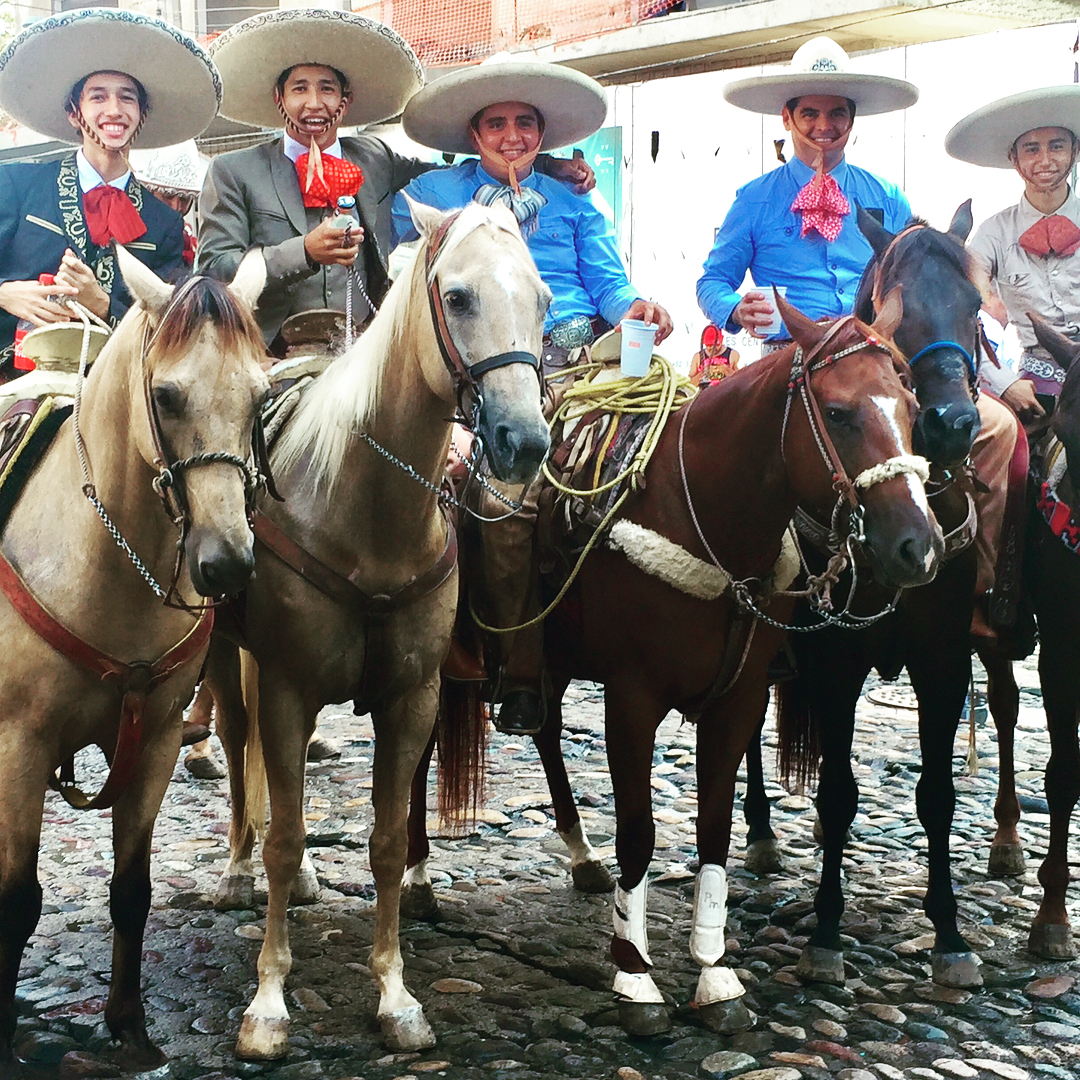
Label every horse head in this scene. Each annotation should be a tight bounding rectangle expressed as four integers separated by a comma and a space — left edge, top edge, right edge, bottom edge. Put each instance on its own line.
116, 246, 270, 597
856, 202, 982, 468
408, 197, 551, 484
778, 289, 944, 588
1031, 311, 1080, 481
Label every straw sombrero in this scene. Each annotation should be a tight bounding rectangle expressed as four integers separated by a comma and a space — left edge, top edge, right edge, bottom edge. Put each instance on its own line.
129, 141, 209, 197
946, 86, 1080, 169
723, 36, 918, 117
210, 8, 422, 130
402, 53, 608, 155
0, 9, 221, 148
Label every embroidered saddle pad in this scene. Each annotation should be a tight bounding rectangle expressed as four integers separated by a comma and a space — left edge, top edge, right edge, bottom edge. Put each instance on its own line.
0, 397, 73, 537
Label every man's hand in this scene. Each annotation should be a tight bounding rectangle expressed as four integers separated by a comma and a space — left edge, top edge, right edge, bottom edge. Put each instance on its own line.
733, 290, 776, 337
548, 152, 596, 195
304, 218, 363, 268
54, 249, 109, 319
1002, 377, 1046, 425
0, 278, 78, 325
624, 299, 673, 343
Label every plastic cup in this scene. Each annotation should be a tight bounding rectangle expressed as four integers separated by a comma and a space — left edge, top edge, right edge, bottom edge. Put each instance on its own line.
620, 318, 659, 377
759, 286, 788, 337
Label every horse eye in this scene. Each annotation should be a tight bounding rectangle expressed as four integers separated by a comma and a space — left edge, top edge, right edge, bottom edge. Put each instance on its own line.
825, 406, 853, 427
443, 289, 472, 315
153, 383, 186, 418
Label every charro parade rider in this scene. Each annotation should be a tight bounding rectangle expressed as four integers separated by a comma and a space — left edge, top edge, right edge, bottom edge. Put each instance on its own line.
0, 9, 218, 376
394, 55, 673, 736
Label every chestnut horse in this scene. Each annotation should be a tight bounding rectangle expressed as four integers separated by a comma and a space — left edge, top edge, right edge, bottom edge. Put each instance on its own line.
408, 294, 943, 1037
0, 249, 268, 1073
201, 201, 551, 1060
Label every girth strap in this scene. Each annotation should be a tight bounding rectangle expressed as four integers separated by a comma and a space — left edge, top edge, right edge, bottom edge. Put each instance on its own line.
0, 548, 213, 810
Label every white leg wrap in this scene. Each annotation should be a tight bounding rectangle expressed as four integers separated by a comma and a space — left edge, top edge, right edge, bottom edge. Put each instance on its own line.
613, 879, 651, 966
613, 969, 664, 1004
690, 863, 728, 967
695, 964, 745, 1005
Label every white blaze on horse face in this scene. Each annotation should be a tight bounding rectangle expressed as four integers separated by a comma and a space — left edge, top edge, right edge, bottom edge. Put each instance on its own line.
869, 394, 930, 520
491, 253, 520, 301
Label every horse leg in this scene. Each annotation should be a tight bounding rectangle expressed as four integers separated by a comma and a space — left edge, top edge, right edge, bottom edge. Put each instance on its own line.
370, 680, 440, 1050
184, 682, 226, 779
743, 697, 782, 875
535, 677, 613, 893
400, 727, 440, 922
204, 639, 258, 911
907, 634, 983, 987
981, 649, 1026, 876
606, 681, 670, 1037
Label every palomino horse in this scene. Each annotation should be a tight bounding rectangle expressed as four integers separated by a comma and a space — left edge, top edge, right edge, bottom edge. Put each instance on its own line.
408, 294, 943, 1037
201, 200, 551, 1059
0, 249, 269, 1072
978, 315, 1080, 959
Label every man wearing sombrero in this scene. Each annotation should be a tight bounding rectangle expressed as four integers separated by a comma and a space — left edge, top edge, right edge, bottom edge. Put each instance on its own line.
947, 86, 1080, 419
0, 9, 219, 374
696, 37, 916, 339
393, 56, 673, 736
198, 12, 592, 348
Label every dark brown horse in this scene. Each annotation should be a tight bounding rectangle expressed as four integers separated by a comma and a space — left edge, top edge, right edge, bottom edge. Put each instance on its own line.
408, 296, 943, 1037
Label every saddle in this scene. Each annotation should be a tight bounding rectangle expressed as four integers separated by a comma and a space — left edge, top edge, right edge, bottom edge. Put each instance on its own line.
0, 397, 73, 536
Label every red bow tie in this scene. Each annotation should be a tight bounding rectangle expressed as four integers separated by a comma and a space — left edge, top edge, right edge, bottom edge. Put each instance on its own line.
82, 184, 147, 247
1018, 214, 1080, 258
791, 168, 850, 243
294, 151, 364, 209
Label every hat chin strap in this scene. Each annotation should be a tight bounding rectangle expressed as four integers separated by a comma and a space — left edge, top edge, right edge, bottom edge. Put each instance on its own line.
74, 109, 146, 161
278, 97, 350, 149
475, 138, 543, 195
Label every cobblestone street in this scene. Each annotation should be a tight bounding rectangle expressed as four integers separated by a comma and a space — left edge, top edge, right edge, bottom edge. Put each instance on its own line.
11, 655, 1080, 1080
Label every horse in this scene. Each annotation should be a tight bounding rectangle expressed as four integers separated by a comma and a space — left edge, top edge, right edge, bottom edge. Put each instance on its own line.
200, 199, 552, 1060
977, 314, 1080, 959
0, 248, 269, 1073
407, 292, 944, 1038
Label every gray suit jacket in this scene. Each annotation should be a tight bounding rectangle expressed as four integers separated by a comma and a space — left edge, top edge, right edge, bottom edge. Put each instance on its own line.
197, 135, 432, 343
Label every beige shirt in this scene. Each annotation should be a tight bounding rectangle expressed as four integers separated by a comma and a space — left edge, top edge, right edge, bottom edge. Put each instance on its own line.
969, 188, 1080, 381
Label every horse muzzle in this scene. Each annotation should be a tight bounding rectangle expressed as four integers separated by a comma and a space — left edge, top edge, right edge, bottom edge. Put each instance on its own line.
186, 528, 256, 596
916, 401, 980, 468
863, 507, 944, 589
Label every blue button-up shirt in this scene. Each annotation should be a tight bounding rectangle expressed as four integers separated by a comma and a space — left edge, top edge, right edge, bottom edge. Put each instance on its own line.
392, 161, 641, 333
697, 156, 911, 336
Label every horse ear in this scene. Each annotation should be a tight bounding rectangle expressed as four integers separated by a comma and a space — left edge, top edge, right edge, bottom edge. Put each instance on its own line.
948, 199, 973, 242
404, 193, 448, 241
774, 289, 826, 351
872, 285, 904, 341
857, 205, 895, 259
228, 248, 267, 312
1030, 310, 1080, 372
116, 244, 172, 318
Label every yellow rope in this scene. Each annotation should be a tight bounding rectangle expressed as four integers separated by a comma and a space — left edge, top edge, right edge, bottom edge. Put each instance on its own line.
471, 355, 696, 634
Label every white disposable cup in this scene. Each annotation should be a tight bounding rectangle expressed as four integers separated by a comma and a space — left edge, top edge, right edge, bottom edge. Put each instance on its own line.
758, 286, 788, 337
620, 318, 659, 376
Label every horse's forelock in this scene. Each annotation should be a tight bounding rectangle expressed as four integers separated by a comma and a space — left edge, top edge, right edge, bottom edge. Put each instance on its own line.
425, 203, 527, 284
149, 275, 263, 361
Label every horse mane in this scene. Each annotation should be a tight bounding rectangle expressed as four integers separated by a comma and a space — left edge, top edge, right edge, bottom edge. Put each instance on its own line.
150, 275, 264, 358
273, 202, 525, 494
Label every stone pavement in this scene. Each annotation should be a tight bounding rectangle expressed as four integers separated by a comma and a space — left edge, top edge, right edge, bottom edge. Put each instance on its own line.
11, 654, 1080, 1080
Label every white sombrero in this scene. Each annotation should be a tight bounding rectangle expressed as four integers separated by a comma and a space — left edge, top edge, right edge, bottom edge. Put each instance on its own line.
402, 53, 608, 155
723, 36, 918, 117
0, 9, 221, 148
129, 141, 209, 197
210, 8, 423, 129
946, 86, 1080, 169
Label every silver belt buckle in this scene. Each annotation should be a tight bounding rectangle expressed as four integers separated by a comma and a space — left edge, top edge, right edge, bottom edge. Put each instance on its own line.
549, 315, 595, 350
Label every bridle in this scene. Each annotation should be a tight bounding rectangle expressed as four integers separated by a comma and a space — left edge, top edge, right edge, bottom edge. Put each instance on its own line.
71, 277, 278, 612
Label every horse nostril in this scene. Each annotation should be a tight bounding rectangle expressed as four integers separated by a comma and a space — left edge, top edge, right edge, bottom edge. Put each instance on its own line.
493, 423, 519, 463
199, 550, 254, 596
953, 412, 975, 434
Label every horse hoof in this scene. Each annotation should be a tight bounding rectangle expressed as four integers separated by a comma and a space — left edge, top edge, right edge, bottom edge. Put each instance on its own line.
618, 1001, 672, 1037
214, 874, 255, 911
1028, 921, 1077, 960
401, 881, 440, 921
695, 997, 754, 1034
931, 951, 983, 988
796, 945, 846, 985
571, 859, 615, 893
988, 843, 1026, 877
236, 1015, 290, 1060
379, 1005, 436, 1051
290, 862, 321, 906
185, 753, 226, 780
744, 838, 783, 876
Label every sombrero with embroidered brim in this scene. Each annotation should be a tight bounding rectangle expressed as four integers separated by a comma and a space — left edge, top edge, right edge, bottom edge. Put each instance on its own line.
129, 140, 209, 196
0, 9, 221, 148
210, 8, 422, 129
723, 36, 918, 117
946, 86, 1080, 169
402, 53, 608, 155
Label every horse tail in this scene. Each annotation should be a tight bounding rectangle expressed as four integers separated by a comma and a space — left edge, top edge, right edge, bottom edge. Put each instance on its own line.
240, 648, 269, 842
775, 678, 820, 791
435, 676, 488, 827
